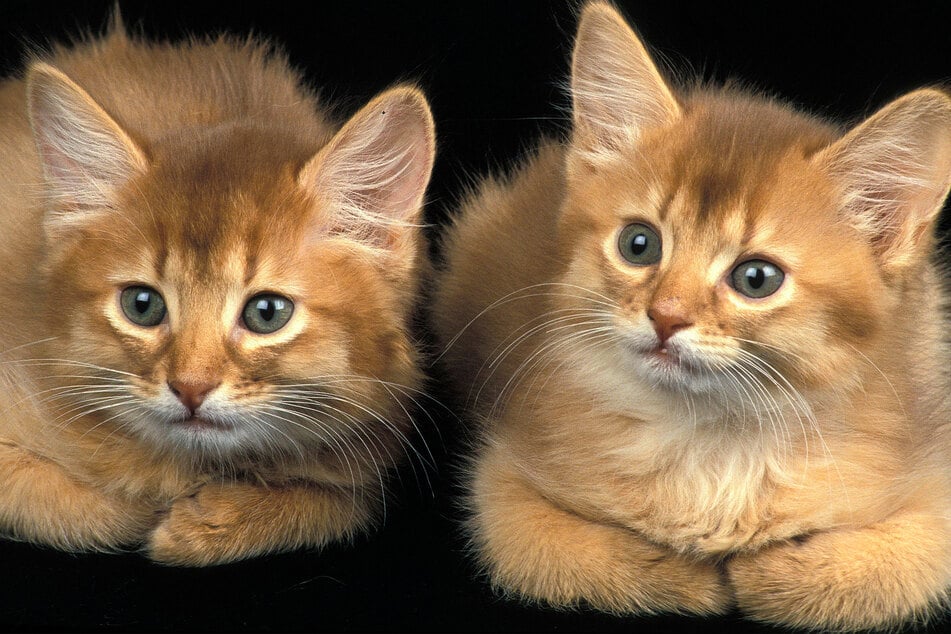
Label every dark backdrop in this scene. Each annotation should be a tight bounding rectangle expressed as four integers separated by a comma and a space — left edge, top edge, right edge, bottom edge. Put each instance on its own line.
1, 1, 949, 632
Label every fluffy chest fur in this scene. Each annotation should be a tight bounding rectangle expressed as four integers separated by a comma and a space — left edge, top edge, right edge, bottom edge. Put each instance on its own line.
497, 376, 818, 555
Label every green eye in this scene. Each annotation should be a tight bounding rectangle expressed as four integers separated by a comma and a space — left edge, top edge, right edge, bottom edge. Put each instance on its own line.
618, 223, 662, 265
119, 286, 167, 327
731, 260, 785, 299
243, 294, 294, 334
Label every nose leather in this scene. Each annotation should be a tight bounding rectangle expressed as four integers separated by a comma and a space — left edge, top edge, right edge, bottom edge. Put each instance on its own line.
168, 380, 219, 414
647, 300, 693, 345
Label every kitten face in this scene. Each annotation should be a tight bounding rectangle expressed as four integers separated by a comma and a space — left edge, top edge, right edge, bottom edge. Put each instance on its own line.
28, 64, 434, 460
557, 108, 883, 405
44, 131, 411, 457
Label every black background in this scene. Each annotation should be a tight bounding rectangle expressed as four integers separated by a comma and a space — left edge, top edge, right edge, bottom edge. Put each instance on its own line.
1, 1, 950, 632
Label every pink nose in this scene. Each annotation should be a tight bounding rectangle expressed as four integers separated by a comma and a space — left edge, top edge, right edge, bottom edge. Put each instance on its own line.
647, 303, 693, 345
168, 380, 219, 414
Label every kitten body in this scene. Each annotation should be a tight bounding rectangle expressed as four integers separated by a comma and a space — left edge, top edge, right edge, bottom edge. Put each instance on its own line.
0, 22, 435, 565
433, 3, 951, 630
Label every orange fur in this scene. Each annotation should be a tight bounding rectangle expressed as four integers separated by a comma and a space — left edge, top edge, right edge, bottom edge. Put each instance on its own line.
0, 20, 435, 565
432, 2, 951, 630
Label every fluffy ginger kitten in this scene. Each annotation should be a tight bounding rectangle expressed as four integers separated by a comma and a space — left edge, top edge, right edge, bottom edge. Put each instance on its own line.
432, 2, 951, 631
0, 21, 435, 566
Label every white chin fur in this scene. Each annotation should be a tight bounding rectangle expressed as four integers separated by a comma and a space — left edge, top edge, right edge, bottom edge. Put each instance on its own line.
612, 326, 722, 394
574, 332, 804, 430
119, 394, 265, 458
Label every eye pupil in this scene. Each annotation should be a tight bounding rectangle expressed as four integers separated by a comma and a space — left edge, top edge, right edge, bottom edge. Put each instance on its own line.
746, 267, 766, 289
255, 298, 287, 322
257, 299, 275, 321
630, 234, 648, 255
134, 291, 152, 314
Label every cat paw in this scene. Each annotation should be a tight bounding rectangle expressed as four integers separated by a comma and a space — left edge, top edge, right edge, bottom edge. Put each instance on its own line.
728, 546, 815, 629
145, 480, 367, 566
727, 534, 936, 632
147, 484, 254, 566
487, 544, 733, 617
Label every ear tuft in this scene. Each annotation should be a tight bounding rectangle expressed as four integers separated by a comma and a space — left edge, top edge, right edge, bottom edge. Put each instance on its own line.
814, 88, 951, 269
27, 62, 147, 221
571, 2, 680, 158
298, 86, 436, 251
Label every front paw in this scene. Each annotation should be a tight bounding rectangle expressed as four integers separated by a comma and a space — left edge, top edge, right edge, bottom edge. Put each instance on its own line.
147, 484, 251, 566
728, 531, 943, 632
728, 544, 814, 629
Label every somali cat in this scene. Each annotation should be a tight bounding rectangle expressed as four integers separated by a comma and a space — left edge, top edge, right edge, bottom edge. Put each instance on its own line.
0, 20, 435, 566
432, 2, 951, 631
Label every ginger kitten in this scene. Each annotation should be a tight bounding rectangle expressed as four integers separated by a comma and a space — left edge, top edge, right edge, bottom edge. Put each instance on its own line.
0, 20, 435, 566
432, 2, 951, 630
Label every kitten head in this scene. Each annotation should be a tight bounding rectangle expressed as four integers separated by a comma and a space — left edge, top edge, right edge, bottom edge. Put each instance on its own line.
26, 61, 435, 462
555, 2, 951, 414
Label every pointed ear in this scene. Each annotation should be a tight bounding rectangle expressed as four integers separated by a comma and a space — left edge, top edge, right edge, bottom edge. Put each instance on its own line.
298, 86, 435, 252
813, 88, 951, 270
27, 62, 147, 221
571, 2, 680, 158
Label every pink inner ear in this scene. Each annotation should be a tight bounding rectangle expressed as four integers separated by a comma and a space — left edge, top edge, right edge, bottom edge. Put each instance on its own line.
817, 90, 951, 266
570, 3, 680, 155
35, 135, 83, 197
298, 89, 434, 251
29, 65, 147, 214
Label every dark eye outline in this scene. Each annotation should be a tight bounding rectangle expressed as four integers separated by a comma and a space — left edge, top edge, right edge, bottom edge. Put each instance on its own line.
242, 293, 295, 334
730, 259, 786, 299
119, 286, 167, 327
617, 222, 662, 266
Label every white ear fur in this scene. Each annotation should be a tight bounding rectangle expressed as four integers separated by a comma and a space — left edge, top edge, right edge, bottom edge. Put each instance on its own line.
298, 86, 435, 250
27, 62, 147, 220
813, 88, 951, 269
571, 2, 681, 158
